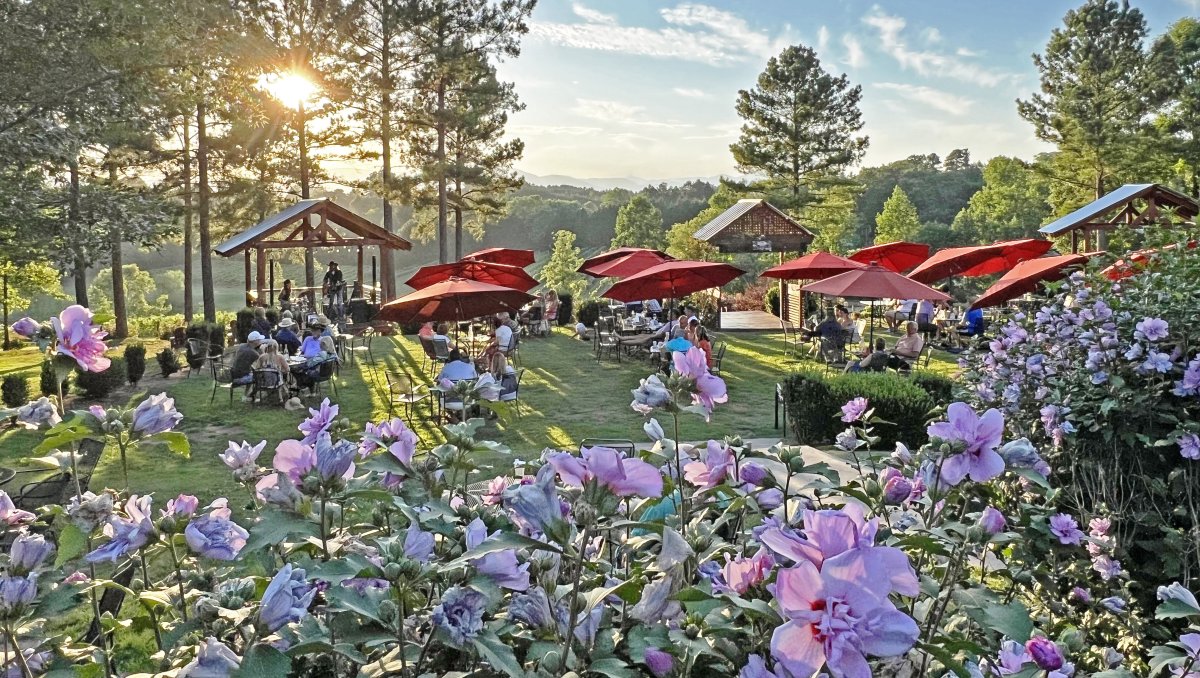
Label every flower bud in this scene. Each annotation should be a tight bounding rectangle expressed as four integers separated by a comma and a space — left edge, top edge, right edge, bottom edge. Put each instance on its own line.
1025, 637, 1064, 671
684, 624, 700, 639
977, 506, 1006, 536
378, 599, 398, 623
193, 597, 221, 622
788, 456, 807, 473
131, 578, 145, 593
383, 563, 403, 581
738, 463, 768, 486
882, 476, 913, 505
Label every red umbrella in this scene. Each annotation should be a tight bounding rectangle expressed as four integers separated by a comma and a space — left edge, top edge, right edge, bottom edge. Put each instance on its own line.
601, 260, 745, 303
582, 249, 672, 279
376, 277, 535, 324
802, 263, 951, 301
971, 254, 1089, 309
848, 242, 930, 273
1102, 241, 1196, 280
579, 247, 672, 274
405, 260, 538, 292
761, 252, 865, 280
907, 239, 1053, 283
462, 247, 535, 268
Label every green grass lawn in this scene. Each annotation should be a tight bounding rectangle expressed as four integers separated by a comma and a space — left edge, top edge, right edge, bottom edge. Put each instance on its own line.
0, 327, 959, 499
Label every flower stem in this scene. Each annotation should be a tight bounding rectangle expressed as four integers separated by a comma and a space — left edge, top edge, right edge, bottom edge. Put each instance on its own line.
168, 539, 189, 621
139, 549, 165, 653
671, 413, 689, 535
319, 496, 330, 561
4, 628, 32, 678
560, 524, 593, 668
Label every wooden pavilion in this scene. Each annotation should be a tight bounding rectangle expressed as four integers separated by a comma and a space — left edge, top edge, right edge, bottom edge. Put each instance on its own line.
693, 199, 814, 325
1039, 183, 1199, 252
213, 198, 412, 307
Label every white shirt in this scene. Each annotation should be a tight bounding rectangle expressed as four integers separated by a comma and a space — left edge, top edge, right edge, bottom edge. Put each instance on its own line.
918, 300, 934, 318
898, 299, 917, 314
495, 324, 514, 351
439, 360, 477, 382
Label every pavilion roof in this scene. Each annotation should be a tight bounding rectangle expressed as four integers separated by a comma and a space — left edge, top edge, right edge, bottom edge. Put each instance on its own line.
213, 198, 412, 257
1038, 183, 1199, 236
693, 199, 814, 253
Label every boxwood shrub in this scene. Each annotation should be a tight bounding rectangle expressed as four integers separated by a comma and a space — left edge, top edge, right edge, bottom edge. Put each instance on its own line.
782, 369, 947, 448
75, 356, 127, 400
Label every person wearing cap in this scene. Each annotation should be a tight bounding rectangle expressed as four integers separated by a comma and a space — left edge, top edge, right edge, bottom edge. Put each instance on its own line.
323, 261, 345, 318
232, 332, 265, 385
274, 317, 301, 355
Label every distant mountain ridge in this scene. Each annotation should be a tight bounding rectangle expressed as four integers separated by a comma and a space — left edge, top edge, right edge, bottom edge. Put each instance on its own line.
516, 170, 729, 192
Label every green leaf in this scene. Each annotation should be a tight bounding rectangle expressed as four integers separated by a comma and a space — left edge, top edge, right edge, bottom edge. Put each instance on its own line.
242, 509, 319, 555
324, 585, 384, 623
34, 429, 97, 454
54, 524, 87, 567
233, 643, 291, 678
587, 657, 637, 678
138, 590, 174, 609
673, 587, 713, 602
156, 430, 190, 458
472, 633, 527, 678
1156, 598, 1200, 619
916, 641, 970, 678
444, 531, 561, 568
583, 580, 641, 616
980, 601, 1034, 642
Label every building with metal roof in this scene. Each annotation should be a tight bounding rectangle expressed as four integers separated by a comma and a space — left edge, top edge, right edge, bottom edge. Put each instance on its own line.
693, 199, 814, 254
1038, 184, 1199, 252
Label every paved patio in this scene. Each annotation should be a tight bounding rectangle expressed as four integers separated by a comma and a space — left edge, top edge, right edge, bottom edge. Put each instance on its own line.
720, 310, 783, 331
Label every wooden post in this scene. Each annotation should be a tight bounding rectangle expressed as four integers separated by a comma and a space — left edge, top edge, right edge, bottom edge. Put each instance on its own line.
256, 246, 266, 306
778, 252, 787, 322
372, 254, 378, 303
356, 245, 364, 296
1070, 230, 1079, 254
243, 250, 251, 303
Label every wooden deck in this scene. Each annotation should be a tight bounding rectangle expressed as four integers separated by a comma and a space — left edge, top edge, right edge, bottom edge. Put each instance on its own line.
720, 310, 784, 331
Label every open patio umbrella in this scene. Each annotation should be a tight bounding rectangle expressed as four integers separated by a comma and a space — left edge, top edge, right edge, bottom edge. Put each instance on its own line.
1102, 241, 1196, 280
848, 241, 930, 273
377, 277, 535, 324
579, 247, 672, 275
907, 239, 1053, 284
802, 263, 950, 344
404, 260, 539, 292
761, 252, 866, 280
582, 249, 672, 279
971, 254, 1089, 309
601, 260, 745, 303
462, 247, 535, 268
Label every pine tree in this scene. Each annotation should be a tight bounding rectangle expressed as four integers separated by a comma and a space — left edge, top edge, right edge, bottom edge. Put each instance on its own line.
731, 45, 867, 206
1017, 0, 1170, 206
1155, 18, 1200, 198
611, 195, 664, 249
874, 186, 921, 244
540, 230, 586, 301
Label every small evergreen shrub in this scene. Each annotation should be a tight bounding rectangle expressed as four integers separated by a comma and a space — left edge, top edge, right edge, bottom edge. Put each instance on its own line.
156, 347, 181, 378
40, 360, 69, 397
1, 375, 29, 408
75, 357, 127, 400
125, 343, 146, 385
910, 371, 954, 404
557, 294, 574, 325
576, 300, 601, 328
765, 287, 780, 316
235, 308, 255, 343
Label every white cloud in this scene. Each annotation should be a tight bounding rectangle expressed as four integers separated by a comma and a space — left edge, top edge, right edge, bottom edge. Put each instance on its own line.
921, 27, 942, 44
842, 34, 866, 68
862, 7, 1015, 87
572, 2, 617, 25
817, 25, 830, 54
875, 82, 974, 116
956, 47, 980, 57
673, 87, 708, 98
511, 124, 604, 136
528, 3, 794, 67
570, 98, 693, 129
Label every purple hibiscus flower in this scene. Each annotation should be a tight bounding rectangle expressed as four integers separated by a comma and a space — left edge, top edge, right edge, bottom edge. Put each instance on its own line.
1135, 317, 1170, 341
503, 465, 563, 536
52, 305, 111, 372
465, 518, 530, 591
1179, 433, 1200, 461
739, 655, 788, 678
85, 495, 155, 563
0, 492, 35, 527
682, 441, 734, 490
712, 550, 773, 595
298, 398, 339, 444
546, 446, 663, 498
180, 638, 241, 676
759, 507, 919, 598
185, 504, 249, 561
771, 552, 918, 678
130, 392, 182, 437
644, 648, 674, 678
403, 525, 435, 563
259, 563, 315, 632
926, 402, 1005, 485
359, 418, 417, 464
1049, 513, 1084, 545
9, 317, 40, 340
432, 586, 487, 647
840, 397, 869, 423
978, 506, 1007, 536
1025, 637, 1064, 671
9, 532, 55, 574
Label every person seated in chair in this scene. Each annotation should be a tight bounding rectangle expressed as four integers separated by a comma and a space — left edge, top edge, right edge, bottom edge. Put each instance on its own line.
805, 312, 847, 349
274, 317, 301, 355
888, 321, 925, 370
300, 323, 325, 358
251, 307, 273, 337
574, 321, 592, 341
957, 307, 986, 339
845, 338, 889, 373
885, 299, 917, 331
489, 353, 518, 402
695, 327, 714, 369
232, 332, 265, 387
438, 348, 478, 383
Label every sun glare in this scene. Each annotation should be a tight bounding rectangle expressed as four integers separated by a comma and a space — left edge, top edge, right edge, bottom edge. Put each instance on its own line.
259, 72, 318, 110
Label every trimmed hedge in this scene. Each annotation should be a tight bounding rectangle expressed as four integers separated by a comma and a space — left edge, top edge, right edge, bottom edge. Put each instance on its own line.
157, 347, 181, 378
40, 360, 70, 397
782, 369, 948, 448
910, 371, 954, 404
235, 307, 255, 344
557, 294, 574, 325
577, 300, 601, 328
2, 375, 28, 408
125, 343, 146, 385
76, 357, 127, 399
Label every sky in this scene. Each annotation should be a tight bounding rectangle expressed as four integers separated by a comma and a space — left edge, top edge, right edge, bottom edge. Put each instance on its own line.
495, 0, 1197, 181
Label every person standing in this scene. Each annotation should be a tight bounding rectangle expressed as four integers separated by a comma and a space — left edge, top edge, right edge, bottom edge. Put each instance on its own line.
323, 261, 345, 319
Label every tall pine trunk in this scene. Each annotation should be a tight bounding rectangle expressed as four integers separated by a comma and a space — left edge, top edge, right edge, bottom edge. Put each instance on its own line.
300, 102, 314, 295
454, 159, 463, 260
69, 157, 88, 306
108, 164, 128, 339
436, 80, 448, 264
197, 100, 216, 322
378, 9, 395, 301
182, 116, 194, 322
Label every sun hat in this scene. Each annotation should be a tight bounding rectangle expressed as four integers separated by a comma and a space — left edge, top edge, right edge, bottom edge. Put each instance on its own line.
282, 310, 293, 319
247, 331, 265, 343
278, 317, 295, 328
316, 314, 332, 326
